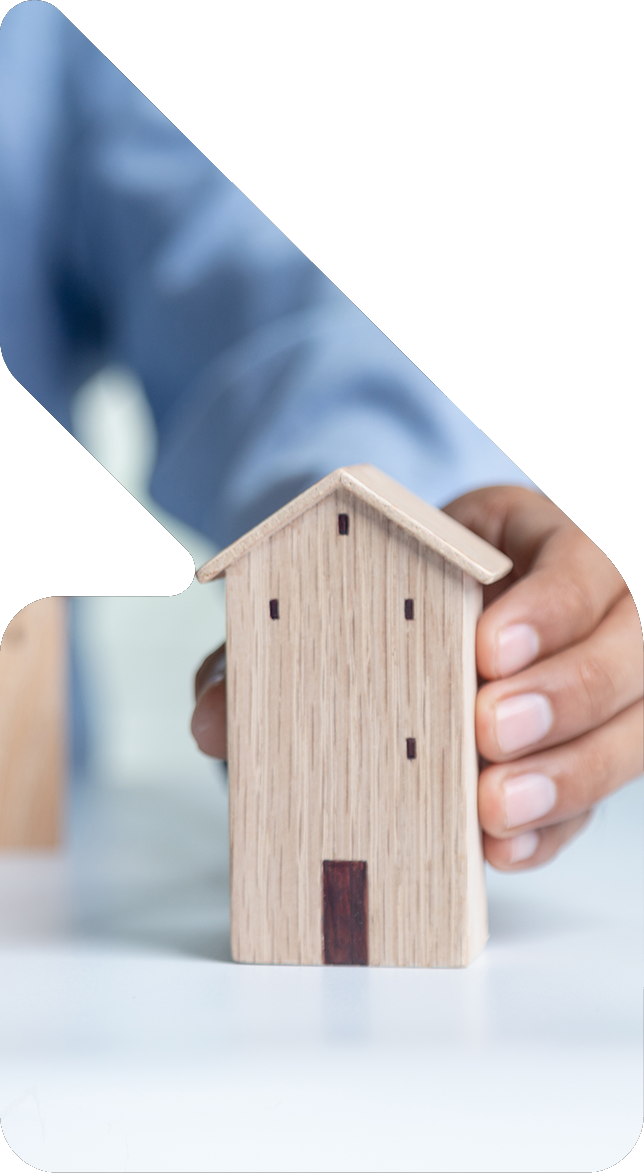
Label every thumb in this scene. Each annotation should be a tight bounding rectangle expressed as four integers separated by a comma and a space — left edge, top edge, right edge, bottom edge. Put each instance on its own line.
192, 643, 227, 758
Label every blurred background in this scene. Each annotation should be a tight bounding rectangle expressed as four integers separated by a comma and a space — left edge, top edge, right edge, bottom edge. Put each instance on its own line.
60, 366, 232, 960
70, 364, 225, 793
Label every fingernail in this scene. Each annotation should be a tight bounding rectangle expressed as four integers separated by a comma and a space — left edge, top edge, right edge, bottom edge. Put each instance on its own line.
494, 692, 553, 754
204, 649, 226, 689
496, 624, 540, 676
508, 830, 540, 863
502, 773, 557, 829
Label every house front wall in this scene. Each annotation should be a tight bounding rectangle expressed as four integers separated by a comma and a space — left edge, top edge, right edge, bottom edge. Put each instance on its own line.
226, 487, 485, 967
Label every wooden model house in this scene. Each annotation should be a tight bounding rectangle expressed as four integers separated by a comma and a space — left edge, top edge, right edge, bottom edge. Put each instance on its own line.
0, 597, 66, 847
197, 465, 512, 968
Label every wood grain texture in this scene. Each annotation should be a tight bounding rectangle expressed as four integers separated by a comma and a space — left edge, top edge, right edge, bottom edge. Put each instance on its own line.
340, 466, 512, 584
227, 488, 487, 967
197, 465, 512, 586
323, 860, 368, 965
0, 598, 66, 848
462, 573, 488, 961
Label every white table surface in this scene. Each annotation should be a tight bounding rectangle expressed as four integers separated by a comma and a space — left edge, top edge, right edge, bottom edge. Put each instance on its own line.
0, 772, 641, 1173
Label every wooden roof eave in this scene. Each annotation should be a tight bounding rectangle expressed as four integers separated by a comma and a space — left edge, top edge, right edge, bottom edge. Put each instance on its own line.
196, 464, 512, 586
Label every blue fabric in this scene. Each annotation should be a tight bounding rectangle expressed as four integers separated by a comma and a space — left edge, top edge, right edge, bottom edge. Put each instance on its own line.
0, 1, 534, 549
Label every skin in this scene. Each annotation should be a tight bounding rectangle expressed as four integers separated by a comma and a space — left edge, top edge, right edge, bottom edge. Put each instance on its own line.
191, 485, 644, 871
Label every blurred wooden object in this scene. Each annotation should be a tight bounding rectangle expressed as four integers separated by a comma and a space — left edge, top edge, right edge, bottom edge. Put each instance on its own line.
0, 597, 66, 847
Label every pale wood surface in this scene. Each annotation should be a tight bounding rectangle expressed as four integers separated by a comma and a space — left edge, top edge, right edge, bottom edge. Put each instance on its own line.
0, 598, 66, 848
462, 573, 488, 960
341, 465, 512, 584
198, 464, 512, 586
227, 487, 487, 966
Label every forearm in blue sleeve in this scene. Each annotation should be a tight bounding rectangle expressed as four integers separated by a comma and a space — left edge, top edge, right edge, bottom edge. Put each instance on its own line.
0, 3, 534, 553
151, 294, 534, 547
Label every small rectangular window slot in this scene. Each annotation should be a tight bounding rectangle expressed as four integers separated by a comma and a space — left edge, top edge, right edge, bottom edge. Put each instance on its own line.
269, 598, 279, 620
404, 598, 414, 620
406, 738, 417, 760
338, 513, 349, 535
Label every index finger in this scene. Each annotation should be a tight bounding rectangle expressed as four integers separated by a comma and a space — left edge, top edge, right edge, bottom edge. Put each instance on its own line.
444, 486, 628, 679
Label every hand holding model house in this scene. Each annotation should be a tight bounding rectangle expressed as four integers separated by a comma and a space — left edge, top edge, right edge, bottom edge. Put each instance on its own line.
193, 473, 643, 892
191, 462, 642, 966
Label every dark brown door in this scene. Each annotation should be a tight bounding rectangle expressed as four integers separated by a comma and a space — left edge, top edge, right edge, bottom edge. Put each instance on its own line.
322, 861, 368, 965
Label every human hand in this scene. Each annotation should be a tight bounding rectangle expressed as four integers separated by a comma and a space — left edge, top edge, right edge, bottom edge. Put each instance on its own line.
192, 644, 227, 759
192, 485, 643, 874
444, 485, 643, 870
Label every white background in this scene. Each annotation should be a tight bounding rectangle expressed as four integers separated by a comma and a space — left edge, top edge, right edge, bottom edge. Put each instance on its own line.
0, 2, 641, 1170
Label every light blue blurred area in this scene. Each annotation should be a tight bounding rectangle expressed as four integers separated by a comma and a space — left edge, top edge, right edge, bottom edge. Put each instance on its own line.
69, 365, 226, 791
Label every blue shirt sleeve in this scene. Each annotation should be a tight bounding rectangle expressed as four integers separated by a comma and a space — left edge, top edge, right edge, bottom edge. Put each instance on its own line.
0, 2, 535, 549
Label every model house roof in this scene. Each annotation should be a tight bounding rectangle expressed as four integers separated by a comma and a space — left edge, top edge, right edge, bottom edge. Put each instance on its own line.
196, 464, 513, 585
